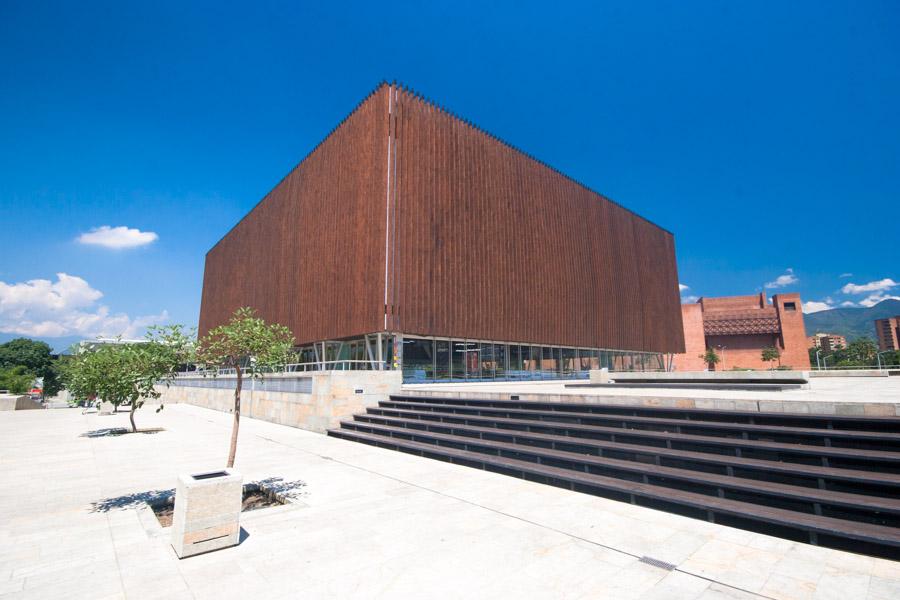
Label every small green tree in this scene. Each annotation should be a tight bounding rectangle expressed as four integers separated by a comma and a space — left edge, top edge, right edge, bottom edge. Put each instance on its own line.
0, 366, 35, 394
699, 348, 720, 370
122, 325, 196, 431
761, 346, 781, 369
196, 307, 294, 468
61, 326, 194, 432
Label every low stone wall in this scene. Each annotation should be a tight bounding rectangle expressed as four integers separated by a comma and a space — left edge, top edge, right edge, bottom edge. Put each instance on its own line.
595, 370, 810, 384
404, 388, 900, 416
808, 370, 890, 378
157, 370, 402, 433
0, 394, 43, 411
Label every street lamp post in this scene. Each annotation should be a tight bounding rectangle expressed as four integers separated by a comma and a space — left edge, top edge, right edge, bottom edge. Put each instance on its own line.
822, 354, 833, 370
815, 349, 822, 370
717, 345, 727, 371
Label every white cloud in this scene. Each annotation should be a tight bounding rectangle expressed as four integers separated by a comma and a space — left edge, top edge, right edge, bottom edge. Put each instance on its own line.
679, 284, 689, 292
802, 300, 833, 314
0, 273, 168, 338
841, 278, 897, 295
765, 268, 799, 289
681, 295, 699, 303
858, 293, 900, 308
77, 226, 158, 249
839, 301, 857, 307
839, 273, 853, 278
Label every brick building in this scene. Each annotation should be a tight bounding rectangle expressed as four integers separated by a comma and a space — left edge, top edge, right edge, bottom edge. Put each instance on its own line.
875, 316, 900, 351
807, 332, 847, 353
672, 293, 810, 371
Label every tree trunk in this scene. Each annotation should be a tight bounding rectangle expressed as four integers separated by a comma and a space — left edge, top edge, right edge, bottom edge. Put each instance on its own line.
226, 364, 242, 468
129, 403, 137, 433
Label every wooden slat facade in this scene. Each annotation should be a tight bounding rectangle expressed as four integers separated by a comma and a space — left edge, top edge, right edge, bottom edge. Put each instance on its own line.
198, 85, 389, 343
199, 83, 685, 353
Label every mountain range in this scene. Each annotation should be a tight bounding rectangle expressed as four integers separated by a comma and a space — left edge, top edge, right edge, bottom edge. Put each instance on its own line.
803, 298, 900, 342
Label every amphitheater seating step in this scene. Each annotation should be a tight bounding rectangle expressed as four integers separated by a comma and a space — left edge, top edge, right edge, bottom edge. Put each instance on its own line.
328, 395, 900, 559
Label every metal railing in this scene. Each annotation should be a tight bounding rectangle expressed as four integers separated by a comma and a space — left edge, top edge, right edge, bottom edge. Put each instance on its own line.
176, 360, 386, 378
809, 365, 900, 371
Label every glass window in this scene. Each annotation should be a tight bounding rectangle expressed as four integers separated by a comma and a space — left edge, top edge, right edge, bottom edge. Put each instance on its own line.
494, 344, 507, 379
529, 346, 541, 375
507, 345, 523, 379
580, 349, 597, 371
451, 340, 467, 380
299, 346, 316, 368
541, 347, 557, 375
609, 351, 620, 371
561, 348, 576, 375
324, 342, 340, 363
480, 343, 495, 379
465, 341, 480, 379
435, 340, 451, 381
402, 338, 434, 382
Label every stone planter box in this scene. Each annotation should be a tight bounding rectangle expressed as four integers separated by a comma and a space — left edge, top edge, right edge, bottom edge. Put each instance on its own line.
171, 468, 242, 558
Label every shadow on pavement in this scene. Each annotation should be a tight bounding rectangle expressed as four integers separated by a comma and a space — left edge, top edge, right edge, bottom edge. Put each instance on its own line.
91, 489, 174, 513
80, 427, 165, 438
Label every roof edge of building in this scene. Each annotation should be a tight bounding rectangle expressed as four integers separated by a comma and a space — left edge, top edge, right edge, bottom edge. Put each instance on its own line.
390, 81, 674, 237
208, 79, 676, 256
205, 80, 392, 255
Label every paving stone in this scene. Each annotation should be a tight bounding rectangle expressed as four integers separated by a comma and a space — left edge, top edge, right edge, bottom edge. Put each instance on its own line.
0, 403, 897, 599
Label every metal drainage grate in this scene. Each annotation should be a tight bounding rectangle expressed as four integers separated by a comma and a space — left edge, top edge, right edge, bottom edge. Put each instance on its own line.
638, 556, 677, 571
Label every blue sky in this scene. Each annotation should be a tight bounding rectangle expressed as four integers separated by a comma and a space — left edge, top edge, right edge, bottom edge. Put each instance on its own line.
1, 1, 898, 350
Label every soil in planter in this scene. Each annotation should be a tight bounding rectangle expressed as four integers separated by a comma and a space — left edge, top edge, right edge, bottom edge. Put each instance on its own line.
151, 487, 283, 527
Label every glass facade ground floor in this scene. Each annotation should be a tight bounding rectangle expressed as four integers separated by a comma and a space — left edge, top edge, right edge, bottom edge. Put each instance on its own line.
294, 333, 667, 384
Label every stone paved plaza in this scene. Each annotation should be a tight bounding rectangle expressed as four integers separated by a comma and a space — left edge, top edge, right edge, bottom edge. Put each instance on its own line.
1, 403, 898, 599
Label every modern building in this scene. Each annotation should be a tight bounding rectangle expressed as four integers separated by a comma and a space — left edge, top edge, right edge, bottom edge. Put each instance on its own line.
807, 332, 847, 353
672, 293, 810, 371
199, 83, 685, 382
875, 316, 900, 351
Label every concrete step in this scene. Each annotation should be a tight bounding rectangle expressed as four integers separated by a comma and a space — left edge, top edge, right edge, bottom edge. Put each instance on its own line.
327, 426, 900, 559
390, 395, 900, 446
389, 394, 900, 433
342, 417, 900, 521
376, 401, 900, 472
332, 395, 900, 558
353, 412, 900, 492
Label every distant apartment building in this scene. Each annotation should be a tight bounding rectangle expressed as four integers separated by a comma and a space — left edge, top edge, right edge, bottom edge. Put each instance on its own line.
807, 332, 847, 353
875, 316, 900, 351
672, 292, 810, 371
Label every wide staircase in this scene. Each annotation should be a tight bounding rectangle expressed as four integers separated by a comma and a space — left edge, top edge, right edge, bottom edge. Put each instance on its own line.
328, 394, 900, 559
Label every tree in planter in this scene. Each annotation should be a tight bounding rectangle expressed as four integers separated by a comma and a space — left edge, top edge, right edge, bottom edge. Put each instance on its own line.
196, 307, 294, 468
761, 346, 781, 369
699, 348, 720, 371
61, 326, 194, 431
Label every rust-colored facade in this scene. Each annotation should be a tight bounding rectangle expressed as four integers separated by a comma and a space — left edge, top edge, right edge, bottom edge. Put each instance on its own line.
672, 293, 811, 371
199, 83, 684, 376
